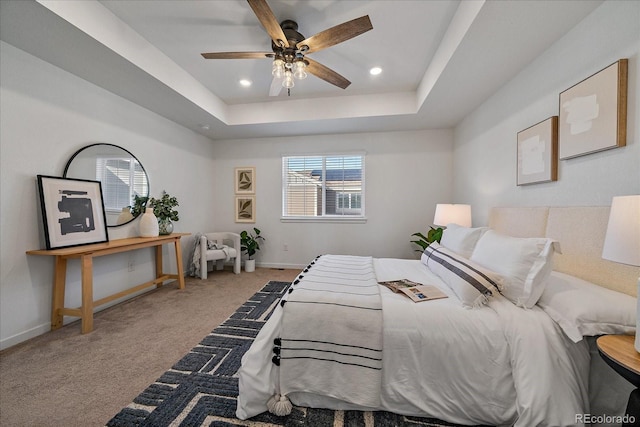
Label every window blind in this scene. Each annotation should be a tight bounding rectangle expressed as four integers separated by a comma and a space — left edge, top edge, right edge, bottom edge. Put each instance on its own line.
96, 157, 148, 212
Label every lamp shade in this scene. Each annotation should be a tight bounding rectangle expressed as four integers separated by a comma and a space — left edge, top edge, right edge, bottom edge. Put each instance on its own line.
433, 204, 472, 227
602, 195, 640, 267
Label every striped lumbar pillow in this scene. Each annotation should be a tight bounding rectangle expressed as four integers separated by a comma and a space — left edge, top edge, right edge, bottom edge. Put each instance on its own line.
421, 242, 504, 308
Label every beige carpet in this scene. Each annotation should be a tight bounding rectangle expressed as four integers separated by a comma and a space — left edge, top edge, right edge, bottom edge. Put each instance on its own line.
0, 267, 299, 427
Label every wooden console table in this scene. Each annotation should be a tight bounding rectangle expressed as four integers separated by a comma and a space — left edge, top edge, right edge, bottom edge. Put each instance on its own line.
27, 233, 190, 334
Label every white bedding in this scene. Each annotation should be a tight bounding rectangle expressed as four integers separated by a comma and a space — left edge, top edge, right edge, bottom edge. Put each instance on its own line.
237, 257, 590, 426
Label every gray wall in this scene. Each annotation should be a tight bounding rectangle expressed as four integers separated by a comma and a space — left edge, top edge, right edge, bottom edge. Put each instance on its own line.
0, 41, 217, 349
210, 129, 454, 268
2, 0, 638, 350
453, 1, 640, 226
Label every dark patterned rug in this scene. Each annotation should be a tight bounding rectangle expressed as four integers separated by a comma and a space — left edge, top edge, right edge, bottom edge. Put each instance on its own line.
107, 281, 489, 427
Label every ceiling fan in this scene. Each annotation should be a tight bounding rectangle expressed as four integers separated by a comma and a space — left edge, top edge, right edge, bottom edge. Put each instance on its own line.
201, 0, 373, 94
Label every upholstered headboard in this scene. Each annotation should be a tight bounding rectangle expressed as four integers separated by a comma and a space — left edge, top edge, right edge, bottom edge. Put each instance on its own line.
489, 206, 639, 297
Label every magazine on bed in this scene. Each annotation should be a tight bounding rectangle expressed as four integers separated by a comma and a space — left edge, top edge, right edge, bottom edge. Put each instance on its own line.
379, 279, 448, 303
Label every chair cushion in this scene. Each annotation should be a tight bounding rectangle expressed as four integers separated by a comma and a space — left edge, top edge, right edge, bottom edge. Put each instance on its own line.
205, 247, 237, 261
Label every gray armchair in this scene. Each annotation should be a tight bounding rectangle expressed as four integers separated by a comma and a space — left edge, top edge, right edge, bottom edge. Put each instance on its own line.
200, 232, 241, 278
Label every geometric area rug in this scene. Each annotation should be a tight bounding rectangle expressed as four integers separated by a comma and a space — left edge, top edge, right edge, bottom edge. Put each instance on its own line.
106, 281, 490, 427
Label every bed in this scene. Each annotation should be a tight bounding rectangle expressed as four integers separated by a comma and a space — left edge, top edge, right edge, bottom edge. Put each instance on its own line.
236, 207, 639, 426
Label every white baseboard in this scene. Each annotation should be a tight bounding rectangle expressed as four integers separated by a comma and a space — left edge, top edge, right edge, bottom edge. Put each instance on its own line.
256, 262, 306, 270
0, 322, 51, 351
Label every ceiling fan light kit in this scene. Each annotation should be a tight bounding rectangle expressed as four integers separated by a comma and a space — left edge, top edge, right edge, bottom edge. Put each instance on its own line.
201, 0, 373, 95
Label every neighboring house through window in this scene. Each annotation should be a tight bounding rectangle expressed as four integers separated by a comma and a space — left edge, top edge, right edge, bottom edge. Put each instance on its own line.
282, 154, 365, 220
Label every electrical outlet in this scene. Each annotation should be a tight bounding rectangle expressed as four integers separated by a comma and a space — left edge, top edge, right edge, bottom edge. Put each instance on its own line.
283, 243, 288, 251
128, 259, 135, 272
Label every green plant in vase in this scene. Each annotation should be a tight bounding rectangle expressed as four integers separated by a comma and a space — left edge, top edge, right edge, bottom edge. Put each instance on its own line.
240, 227, 265, 272
149, 191, 179, 235
240, 227, 265, 259
410, 226, 443, 253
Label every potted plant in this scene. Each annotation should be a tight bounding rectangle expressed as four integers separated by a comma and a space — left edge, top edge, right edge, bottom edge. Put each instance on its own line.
149, 191, 179, 235
410, 226, 443, 253
240, 227, 265, 272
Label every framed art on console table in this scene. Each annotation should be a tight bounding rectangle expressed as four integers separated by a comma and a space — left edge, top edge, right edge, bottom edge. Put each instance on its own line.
37, 175, 109, 249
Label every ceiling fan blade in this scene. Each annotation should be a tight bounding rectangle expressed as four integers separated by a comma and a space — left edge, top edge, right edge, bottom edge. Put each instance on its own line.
247, 0, 289, 48
201, 52, 273, 59
305, 58, 351, 89
269, 76, 283, 96
297, 15, 372, 54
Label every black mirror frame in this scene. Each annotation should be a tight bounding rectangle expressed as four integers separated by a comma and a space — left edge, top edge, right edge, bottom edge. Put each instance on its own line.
63, 143, 149, 227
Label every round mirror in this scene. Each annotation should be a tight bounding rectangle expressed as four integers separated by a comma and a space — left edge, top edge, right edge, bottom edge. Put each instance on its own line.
63, 143, 149, 227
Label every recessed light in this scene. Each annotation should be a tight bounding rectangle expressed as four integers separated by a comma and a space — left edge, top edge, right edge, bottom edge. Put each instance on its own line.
239, 79, 252, 87
369, 67, 382, 76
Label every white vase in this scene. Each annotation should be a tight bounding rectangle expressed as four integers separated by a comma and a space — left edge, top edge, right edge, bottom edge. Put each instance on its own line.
139, 207, 159, 237
244, 259, 256, 273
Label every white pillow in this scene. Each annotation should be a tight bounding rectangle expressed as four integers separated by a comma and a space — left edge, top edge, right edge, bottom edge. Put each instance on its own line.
470, 230, 560, 308
439, 224, 488, 258
537, 271, 636, 342
422, 242, 504, 308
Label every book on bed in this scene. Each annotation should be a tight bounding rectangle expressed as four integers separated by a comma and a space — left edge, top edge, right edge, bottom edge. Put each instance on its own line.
379, 279, 448, 302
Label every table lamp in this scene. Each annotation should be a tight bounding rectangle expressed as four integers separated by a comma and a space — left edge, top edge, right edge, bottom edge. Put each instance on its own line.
433, 204, 472, 227
602, 195, 640, 351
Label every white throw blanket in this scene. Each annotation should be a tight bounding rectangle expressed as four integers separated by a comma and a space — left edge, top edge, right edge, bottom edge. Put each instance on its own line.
276, 255, 383, 408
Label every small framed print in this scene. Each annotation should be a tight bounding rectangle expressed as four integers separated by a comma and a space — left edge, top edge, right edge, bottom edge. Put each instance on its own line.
235, 167, 255, 194
235, 196, 255, 223
559, 59, 627, 159
517, 116, 558, 186
37, 175, 109, 249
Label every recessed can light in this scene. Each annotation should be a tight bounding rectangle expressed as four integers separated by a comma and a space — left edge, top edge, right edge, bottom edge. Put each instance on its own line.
369, 67, 382, 76
239, 79, 252, 87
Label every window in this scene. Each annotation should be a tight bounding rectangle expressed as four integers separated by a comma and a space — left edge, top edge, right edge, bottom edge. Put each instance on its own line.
96, 157, 148, 212
282, 154, 365, 220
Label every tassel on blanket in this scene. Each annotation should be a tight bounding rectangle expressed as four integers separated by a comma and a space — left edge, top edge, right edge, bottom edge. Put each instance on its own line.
267, 393, 292, 416
272, 338, 282, 365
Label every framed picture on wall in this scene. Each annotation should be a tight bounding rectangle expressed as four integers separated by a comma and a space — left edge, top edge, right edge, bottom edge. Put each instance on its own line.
235, 196, 255, 223
559, 59, 627, 159
517, 116, 558, 186
234, 167, 255, 194
37, 175, 109, 249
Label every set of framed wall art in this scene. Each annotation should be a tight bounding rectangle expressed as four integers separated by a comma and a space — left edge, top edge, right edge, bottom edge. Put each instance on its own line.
517, 58, 627, 186
234, 167, 256, 222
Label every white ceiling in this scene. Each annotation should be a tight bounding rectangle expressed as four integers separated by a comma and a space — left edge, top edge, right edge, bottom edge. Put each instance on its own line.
0, 0, 603, 141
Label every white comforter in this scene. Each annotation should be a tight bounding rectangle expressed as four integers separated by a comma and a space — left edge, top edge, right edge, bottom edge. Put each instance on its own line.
237, 257, 590, 426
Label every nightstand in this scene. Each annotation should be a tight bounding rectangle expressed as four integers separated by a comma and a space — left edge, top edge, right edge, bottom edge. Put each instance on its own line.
597, 335, 640, 427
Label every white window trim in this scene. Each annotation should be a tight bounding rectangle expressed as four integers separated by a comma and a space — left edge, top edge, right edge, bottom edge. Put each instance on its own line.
280, 216, 368, 223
